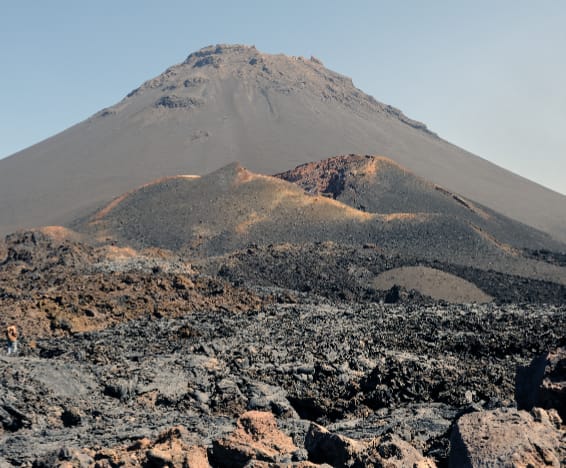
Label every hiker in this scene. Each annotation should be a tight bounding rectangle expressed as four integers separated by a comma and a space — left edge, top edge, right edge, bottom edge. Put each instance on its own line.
6, 325, 18, 355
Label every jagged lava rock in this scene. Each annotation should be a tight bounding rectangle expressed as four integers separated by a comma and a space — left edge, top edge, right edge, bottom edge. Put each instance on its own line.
210, 411, 299, 467
516, 347, 566, 420
305, 422, 436, 467
449, 407, 565, 467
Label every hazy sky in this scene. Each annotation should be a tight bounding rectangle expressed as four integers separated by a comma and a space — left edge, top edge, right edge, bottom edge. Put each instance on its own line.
1, 1, 564, 195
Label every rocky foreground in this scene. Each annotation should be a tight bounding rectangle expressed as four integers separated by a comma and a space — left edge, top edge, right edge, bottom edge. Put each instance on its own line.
1, 298, 564, 466
0, 231, 565, 466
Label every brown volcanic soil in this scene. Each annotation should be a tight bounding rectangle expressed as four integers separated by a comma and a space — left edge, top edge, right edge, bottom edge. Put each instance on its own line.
1, 44, 565, 244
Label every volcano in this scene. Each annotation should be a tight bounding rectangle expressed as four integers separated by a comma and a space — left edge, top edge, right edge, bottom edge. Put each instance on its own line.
0, 44, 565, 243
75, 159, 566, 285
1, 46, 566, 468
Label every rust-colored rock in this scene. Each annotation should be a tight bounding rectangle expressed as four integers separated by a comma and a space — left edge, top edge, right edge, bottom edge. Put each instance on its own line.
86, 425, 210, 468
305, 422, 436, 467
211, 411, 298, 467
0, 230, 267, 340
185, 446, 211, 468
449, 408, 564, 467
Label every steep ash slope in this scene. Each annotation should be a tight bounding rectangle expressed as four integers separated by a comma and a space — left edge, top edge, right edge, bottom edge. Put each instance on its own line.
1, 44, 565, 243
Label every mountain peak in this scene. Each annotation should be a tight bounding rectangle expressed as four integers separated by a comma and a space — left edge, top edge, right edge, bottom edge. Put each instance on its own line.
184, 43, 258, 63
183, 43, 326, 68
119, 43, 434, 137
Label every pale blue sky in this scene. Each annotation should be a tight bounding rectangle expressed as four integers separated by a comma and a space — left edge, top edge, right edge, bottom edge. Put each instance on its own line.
1, 1, 565, 194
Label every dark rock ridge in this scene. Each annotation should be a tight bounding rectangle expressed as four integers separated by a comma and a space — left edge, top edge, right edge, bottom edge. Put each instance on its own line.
208, 243, 566, 305
1, 44, 565, 244
154, 95, 205, 109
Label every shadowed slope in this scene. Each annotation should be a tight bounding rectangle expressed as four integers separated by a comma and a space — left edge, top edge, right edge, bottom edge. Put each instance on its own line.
0, 44, 565, 243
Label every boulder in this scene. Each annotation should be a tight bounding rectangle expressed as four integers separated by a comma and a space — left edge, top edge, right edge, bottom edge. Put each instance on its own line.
305, 422, 435, 467
211, 411, 298, 467
384, 285, 401, 303
304, 423, 365, 466
516, 347, 566, 420
146, 425, 209, 468
245, 381, 298, 418
449, 408, 564, 467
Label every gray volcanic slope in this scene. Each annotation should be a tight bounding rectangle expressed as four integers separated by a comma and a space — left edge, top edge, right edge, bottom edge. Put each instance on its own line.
78, 163, 566, 284
276, 154, 564, 251
1, 44, 565, 243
